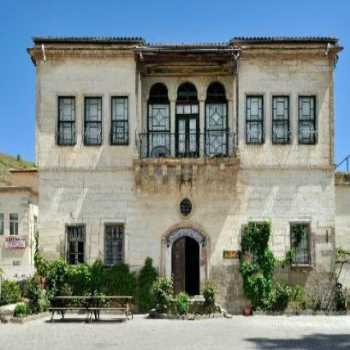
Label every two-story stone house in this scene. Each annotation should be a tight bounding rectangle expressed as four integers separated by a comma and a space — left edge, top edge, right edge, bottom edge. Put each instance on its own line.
28, 36, 342, 312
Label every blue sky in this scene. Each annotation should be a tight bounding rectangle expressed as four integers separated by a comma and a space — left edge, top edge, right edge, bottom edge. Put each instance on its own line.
0, 0, 349, 163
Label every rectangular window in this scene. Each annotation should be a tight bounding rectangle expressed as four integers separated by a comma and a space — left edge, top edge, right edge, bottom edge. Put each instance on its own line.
104, 224, 124, 266
111, 97, 129, 145
84, 97, 102, 145
290, 223, 311, 265
246, 96, 264, 144
57, 97, 76, 145
298, 96, 317, 144
66, 225, 85, 264
9, 213, 18, 235
272, 96, 290, 144
0, 213, 4, 235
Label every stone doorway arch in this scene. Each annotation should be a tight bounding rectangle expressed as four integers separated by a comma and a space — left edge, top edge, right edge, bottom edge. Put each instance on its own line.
161, 226, 209, 295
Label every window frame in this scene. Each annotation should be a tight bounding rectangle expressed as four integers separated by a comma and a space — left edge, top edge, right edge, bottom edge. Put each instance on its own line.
0, 213, 4, 235
290, 222, 312, 266
9, 213, 18, 236
57, 96, 76, 146
104, 223, 125, 267
272, 95, 290, 145
110, 96, 129, 146
66, 224, 86, 265
298, 95, 317, 145
245, 95, 264, 145
84, 96, 103, 146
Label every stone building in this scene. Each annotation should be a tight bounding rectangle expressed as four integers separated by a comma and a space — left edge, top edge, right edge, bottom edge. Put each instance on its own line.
0, 168, 38, 279
28, 36, 342, 312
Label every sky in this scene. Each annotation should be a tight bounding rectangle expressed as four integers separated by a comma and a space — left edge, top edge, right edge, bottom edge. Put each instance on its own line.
0, 0, 349, 164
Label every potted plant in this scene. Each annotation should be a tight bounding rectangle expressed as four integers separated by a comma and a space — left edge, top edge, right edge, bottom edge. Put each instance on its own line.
243, 304, 253, 316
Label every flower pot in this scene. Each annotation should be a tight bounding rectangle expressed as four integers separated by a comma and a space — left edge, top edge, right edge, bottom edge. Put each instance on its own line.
243, 305, 253, 316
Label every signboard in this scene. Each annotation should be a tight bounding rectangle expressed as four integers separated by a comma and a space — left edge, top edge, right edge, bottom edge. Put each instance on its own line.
223, 250, 240, 259
5, 236, 26, 249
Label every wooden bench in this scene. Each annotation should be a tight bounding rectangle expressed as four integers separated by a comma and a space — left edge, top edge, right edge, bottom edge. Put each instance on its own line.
49, 296, 133, 322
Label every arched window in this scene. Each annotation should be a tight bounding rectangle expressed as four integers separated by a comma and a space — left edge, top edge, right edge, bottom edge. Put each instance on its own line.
205, 82, 228, 156
176, 83, 199, 157
147, 83, 170, 158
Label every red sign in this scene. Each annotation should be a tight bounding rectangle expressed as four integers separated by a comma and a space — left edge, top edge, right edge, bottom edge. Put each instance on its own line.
5, 236, 26, 249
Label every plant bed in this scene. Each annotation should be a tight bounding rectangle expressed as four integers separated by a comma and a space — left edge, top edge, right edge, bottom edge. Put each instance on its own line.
9, 312, 50, 324
148, 309, 224, 320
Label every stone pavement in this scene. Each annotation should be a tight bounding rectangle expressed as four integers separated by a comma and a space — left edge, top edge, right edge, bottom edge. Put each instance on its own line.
1, 315, 350, 350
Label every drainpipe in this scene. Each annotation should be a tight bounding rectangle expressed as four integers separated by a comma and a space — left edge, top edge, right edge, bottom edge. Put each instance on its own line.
233, 51, 241, 149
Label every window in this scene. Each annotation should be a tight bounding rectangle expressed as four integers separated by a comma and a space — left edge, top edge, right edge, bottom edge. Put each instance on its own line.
84, 97, 102, 145
205, 82, 228, 156
246, 96, 264, 144
147, 83, 170, 157
0, 213, 4, 235
66, 225, 85, 264
57, 97, 76, 145
290, 223, 311, 265
298, 96, 317, 144
9, 213, 18, 235
111, 97, 129, 145
272, 96, 290, 144
104, 224, 124, 266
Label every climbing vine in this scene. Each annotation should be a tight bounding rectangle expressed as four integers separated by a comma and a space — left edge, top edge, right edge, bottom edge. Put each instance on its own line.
239, 221, 276, 310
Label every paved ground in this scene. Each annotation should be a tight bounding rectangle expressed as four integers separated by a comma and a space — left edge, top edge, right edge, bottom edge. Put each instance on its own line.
1, 315, 350, 350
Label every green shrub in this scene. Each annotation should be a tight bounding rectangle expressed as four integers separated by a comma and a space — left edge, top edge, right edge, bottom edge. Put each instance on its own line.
268, 283, 291, 312
176, 292, 189, 315
67, 264, 92, 295
89, 260, 106, 294
104, 263, 137, 297
46, 259, 69, 297
152, 277, 173, 313
137, 257, 158, 313
14, 303, 30, 318
203, 281, 216, 313
0, 280, 22, 306
26, 278, 49, 313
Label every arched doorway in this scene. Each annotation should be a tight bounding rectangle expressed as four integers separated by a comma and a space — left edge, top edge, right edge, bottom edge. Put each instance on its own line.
172, 236, 200, 295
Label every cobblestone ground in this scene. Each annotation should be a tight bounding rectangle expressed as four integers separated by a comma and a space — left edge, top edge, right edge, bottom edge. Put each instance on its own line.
1, 315, 350, 350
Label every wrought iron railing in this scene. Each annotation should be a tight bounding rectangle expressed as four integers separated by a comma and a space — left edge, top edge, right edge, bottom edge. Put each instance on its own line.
137, 130, 236, 159
336, 155, 350, 172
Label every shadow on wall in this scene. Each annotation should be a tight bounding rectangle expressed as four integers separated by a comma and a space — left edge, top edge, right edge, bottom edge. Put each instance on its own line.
246, 333, 350, 350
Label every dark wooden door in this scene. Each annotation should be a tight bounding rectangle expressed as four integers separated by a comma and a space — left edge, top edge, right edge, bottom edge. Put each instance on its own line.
172, 237, 186, 294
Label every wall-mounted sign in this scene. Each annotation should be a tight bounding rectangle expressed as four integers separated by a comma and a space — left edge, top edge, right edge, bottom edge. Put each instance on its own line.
223, 250, 240, 259
5, 236, 26, 249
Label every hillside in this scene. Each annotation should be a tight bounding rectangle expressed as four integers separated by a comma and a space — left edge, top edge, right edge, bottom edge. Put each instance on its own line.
0, 153, 36, 170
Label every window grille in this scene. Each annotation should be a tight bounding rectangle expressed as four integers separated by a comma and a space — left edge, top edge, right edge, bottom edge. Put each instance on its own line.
298, 96, 317, 144
246, 96, 264, 144
111, 97, 129, 145
57, 97, 76, 145
272, 96, 290, 144
66, 225, 85, 264
290, 223, 311, 265
0, 213, 4, 235
84, 97, 102, 145
104, 224, 124, 266
9, 213, 18, 235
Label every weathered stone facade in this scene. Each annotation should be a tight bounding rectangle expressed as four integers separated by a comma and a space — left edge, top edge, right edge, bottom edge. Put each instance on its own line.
0, 169, 38, 279
28, 36, 342, 312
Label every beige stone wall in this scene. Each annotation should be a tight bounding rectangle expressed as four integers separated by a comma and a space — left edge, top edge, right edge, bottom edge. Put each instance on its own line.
335, 174, 350, 287
0, 191, 38, 280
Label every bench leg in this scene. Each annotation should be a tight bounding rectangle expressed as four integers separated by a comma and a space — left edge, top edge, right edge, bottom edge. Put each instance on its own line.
50, 311, 55, 322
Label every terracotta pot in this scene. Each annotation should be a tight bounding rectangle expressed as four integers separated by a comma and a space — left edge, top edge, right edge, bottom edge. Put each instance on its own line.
243, 305, 253, 316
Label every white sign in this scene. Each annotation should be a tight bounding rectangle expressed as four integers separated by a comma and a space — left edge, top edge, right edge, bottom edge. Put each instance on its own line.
5, 236, 26, 249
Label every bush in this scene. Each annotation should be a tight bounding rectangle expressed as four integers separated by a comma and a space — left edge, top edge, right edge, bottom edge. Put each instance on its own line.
26, 278, 49, 313
0, 280, 22, 306
268, 283, 291, 312
67, 264, 92, 296
203, 281, 216, 313
152, 277, 173, 313
89, 260, 106, 294
104, 263, 137, 297
137, 257, 158, 313
46, 259, 69, 297
14, 303, 30, 318
176, 292, 189, 315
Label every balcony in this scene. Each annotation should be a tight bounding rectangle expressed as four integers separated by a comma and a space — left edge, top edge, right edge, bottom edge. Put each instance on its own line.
133, 130, 239, 192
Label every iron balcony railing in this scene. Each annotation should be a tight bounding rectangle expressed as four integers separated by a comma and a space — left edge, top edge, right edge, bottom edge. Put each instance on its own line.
138, 130, 236, 159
